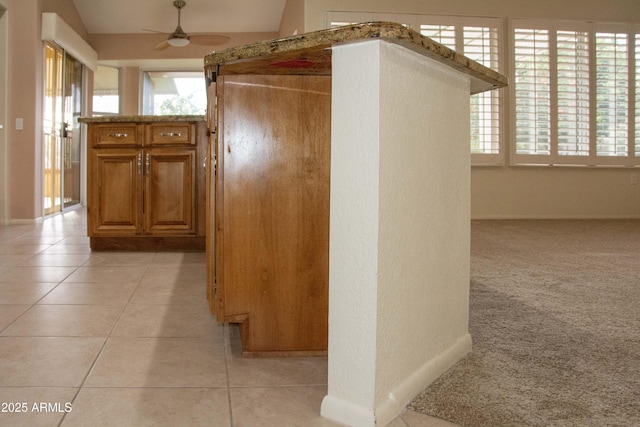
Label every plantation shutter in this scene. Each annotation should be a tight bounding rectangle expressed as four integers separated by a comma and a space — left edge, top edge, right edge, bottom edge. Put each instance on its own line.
419, 25, 456, 48
557, 30, 590, 156
595, 33, 629, 157
421, 24, 502, 157
514, 28, 551, 155
464, 26, 501, 154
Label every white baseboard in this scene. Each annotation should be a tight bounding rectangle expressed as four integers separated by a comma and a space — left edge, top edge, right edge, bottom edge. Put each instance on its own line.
471, 214, 640, 220
321, 333, 472, 427
10, 217, 43, 225
321, 395, 376, 427
375, 333, 472, 426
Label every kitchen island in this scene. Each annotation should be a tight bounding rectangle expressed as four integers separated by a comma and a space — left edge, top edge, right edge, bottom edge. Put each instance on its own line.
79, 115, 207, 251
204, 22, 506, 426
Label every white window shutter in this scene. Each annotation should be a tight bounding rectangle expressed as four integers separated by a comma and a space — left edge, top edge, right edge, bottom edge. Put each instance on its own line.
514, 28, 551, 155
595, 33, 629, 157
557, 30, 590, 156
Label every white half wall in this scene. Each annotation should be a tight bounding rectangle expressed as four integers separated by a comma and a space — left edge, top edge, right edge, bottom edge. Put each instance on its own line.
322, 39, 473, 426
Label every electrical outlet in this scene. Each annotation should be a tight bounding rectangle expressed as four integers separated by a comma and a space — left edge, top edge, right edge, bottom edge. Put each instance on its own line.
15, 118, 23, 130
631, 172, 638, 186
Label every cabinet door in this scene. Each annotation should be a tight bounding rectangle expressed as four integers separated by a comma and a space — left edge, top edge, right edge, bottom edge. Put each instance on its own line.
89, 149, 143, 236
144, 148, 196, 234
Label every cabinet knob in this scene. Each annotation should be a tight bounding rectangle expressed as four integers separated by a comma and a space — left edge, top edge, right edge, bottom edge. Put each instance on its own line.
160, 132, 182, 137
107, 133, 128, 138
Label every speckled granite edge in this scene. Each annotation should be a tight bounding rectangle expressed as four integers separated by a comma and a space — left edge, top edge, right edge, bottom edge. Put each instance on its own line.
78, 115, 205, 123
204, 22, 507, 93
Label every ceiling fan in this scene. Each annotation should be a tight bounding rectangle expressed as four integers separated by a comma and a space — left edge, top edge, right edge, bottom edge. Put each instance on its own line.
145, 0, 230, 50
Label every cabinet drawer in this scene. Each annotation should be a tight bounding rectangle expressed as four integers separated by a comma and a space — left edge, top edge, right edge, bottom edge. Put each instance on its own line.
94, 124, 139, 146
147, 123, 194, 146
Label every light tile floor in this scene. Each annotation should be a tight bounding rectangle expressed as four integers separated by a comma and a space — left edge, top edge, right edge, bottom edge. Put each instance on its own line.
0, 208, 457, 427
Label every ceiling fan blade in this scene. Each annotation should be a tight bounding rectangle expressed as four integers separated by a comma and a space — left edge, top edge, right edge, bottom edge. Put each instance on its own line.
154, 39, 170, 50
142, 28, 169, 35
189, 34, 231, 46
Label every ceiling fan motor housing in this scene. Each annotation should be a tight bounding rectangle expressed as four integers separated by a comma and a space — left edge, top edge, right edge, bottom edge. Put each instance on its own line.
168, 0, 189, 46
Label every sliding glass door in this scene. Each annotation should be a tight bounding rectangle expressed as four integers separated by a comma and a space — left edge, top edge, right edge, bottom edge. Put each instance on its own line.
62, 51, 82, 210
43, 42, 83, 215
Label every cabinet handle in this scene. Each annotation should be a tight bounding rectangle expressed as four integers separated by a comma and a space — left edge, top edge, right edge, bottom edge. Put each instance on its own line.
160, 132, 182, 137
137, 153, 142, 175
107, 133, 128, 138
145, 153, 150, 175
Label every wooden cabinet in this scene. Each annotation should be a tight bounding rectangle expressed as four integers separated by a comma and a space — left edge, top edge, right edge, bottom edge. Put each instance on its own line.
84, 119, 207, 251
144, 147, 196, 235
90, 148, 142, 235
212, 75, 331, 356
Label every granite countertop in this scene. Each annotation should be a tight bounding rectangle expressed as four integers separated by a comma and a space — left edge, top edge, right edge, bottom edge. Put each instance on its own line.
204, 22, 507, 94
78, 115, 205, 123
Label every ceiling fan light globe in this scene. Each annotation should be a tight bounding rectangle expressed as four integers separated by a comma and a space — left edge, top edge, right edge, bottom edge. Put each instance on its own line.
168, 37, 190, 47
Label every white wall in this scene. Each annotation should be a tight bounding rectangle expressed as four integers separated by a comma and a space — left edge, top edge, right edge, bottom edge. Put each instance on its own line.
322, 39, 473, 427
304, 0, 640, 219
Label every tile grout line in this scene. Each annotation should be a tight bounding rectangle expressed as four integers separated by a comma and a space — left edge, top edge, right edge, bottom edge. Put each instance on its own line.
0, 241, 88, 336
223, 323, 235, 427
56, 253, 156, 426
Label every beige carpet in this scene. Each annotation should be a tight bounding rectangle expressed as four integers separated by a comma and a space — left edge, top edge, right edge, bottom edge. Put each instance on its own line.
408, 219, 640, 427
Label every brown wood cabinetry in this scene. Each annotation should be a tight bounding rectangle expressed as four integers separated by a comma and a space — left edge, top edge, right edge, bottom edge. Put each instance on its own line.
84, 118, 207, 251
212, 75, 331, 356
90, 148, 142, 235
204, 23, 507, 359
144, 147, 196, 235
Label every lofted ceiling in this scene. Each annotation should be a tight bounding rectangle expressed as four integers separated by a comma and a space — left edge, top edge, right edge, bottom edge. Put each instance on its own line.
72, 0, 287, 35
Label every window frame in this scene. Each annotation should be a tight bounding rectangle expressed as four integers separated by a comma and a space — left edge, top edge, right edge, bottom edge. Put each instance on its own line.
510, 18, 640, 167
92, 65, 121, 116
139, 69, 207, 116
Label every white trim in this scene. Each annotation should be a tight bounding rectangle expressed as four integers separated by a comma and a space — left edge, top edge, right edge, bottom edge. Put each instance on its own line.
375, 334, 472, 426
321, 334, 472, 426
472, 214, 640, 220
320, 396, 376, 427
41, 13, 97, 71
11, 217, 44, 225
